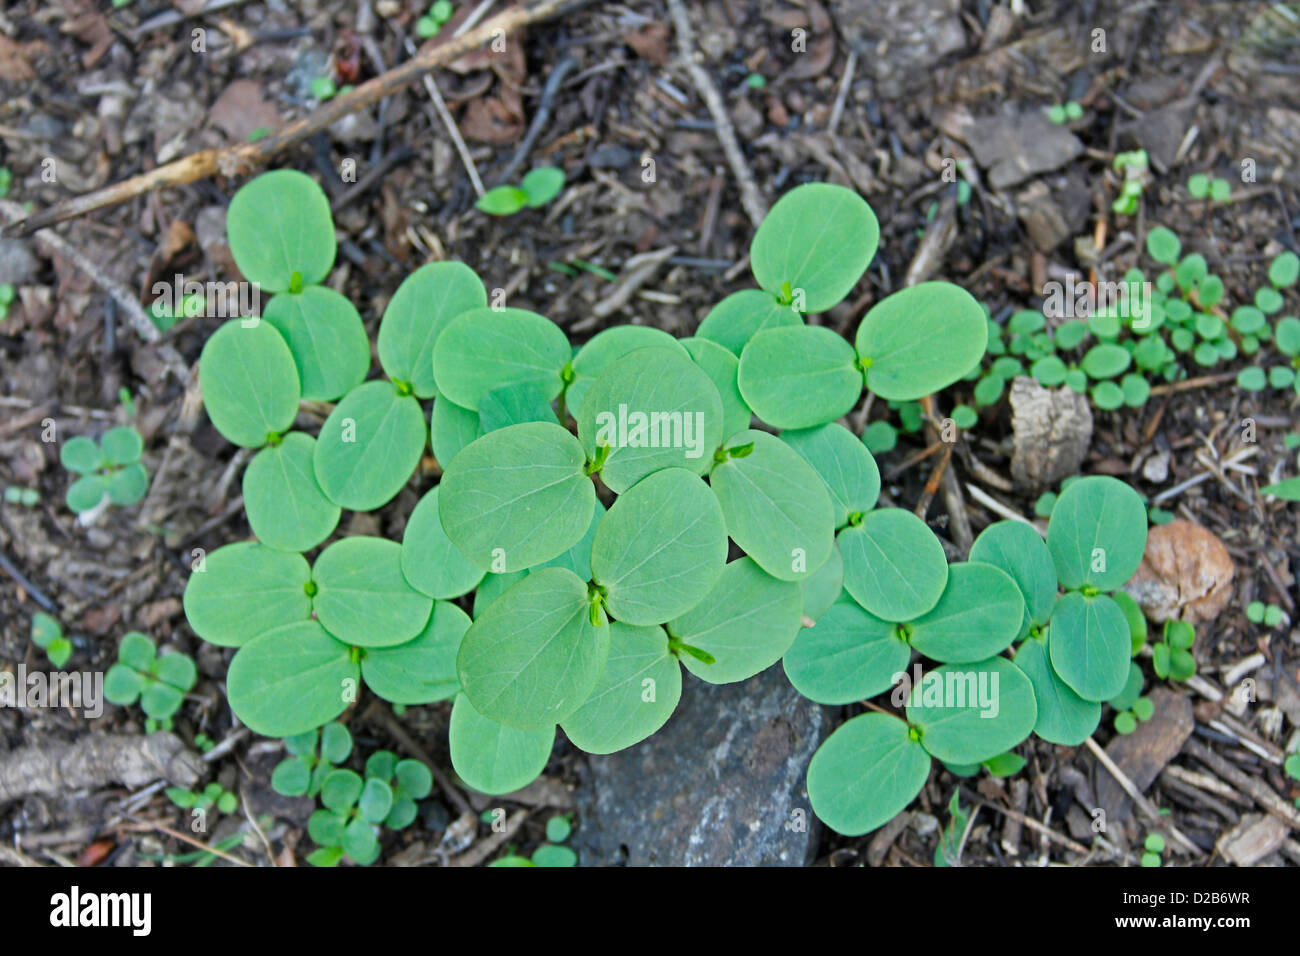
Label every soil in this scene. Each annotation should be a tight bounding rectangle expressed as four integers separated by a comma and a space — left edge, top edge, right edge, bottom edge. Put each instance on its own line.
0, 0, 1297, 868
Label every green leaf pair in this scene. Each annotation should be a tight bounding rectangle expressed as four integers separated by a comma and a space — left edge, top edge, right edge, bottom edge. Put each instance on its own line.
103, 632, 197, 721
271, 722, 353, 798
30, 612, 72, 668
60, 426, 149, 513
476, 167, 567, 216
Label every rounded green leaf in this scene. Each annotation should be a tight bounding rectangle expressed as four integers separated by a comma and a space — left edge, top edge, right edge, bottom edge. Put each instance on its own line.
1012, 637, 1100, 745
227, 170, 336, 292
532, 844, 577, 867
377, 261, 487, 398
520, 167, 565, 207
561, 622, 682, 754
906, 657, 1037, 764
855, 282, 987, 401
807, 713, 929, 836
479, 382, 557, 433
439, 421, 596, 572
1145, 226, 1180, 265
969, 520, 1058, 634
779, 422, 880, 528
430, 395, 483, 465
1046, 475, 1147, 591
320, 723, 352, 764
568, 325, 688, 415
361, 601, 470, 704
119, 632, 156, 670
1049, 591, 1131, 701
738, 326, 862, 429
750, 183, 880, 313
106, 463, 149, 506
668, 556, 803, 683
695, 289, 802, 355
66, 474, 106, 512
60, 435, 103, 474
783, 594, 908, 704
709, 430, 834, 582
801, 544, 843, 622
313, 380, 427, 510
907, 562, 1025, 663
243, 432, 340, 552
182, 542, 311, 646
449, 693, 555, 794
432, 307, 570, 410
681, 336, 753, 440
358, 778, 394, 824
261, 287, 369, 402
592, 468, 728, 625
227, 621, 357, 737
473, 571, 528, 618
534, 498, 605, 581
457, 567, 609, 730
1081, 343, 1132, 379
839, 508, 948, 622
321, 769, 363, 813
312, 536, 433, 648
199, 320, 302, 448
476, 185, 527, 216
577, 347, 724, 493
1269, 250, 1299, 288
141, 682, 183, 719
400, 486, 485, 599
100, 426, 142, 466
394, 760, 433, 800
154, 652, 197, 691
271, 756, 311, 796
103, 664, 144, 705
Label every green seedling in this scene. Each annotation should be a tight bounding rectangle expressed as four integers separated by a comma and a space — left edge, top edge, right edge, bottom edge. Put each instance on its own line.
746, 73, 767, 90
5, 486, 40, 506
0, 166, 10, 198
309, 76, 337, 101
1141, 832, 1165, 867
490, 814, 578, 867
416, 0, 455, 37
0, 280, 15, 320
933, 791, 971, 866
31, 612, 72, 668
1111, 149, 1148, 215
306, 750, 433, 866
1246, 601, 1285, 628
1047, 101, 1083, 124
1151, 619, 1196, 682
476, 167, 567, 216
1285, 739, 1300, 801
1187, 174, 1232, 202
797, 476, 1148, 835
59, 426, 149, 514
167, 781, 238, 816
194, 732, 216, 753
271, 722, 353, 797
103, 632, 197, 731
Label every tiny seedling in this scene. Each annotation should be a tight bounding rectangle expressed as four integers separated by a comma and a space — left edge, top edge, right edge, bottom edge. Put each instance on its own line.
194, 732, 216, 754
1141, 832, 1165, 867
933, 791, 970, 866
60, 426, 149, 515
1187, 173, 1232, 203
0, 166, 11, 198
6, 484, 40, 505
416, 0, 455, 37
31, 612, 72, 668
476, 167, 567, 216
167, 781, 238, 816
1151, 619, 1196, 682
1047, 101, 1083, 124
1246, 601, 1285, 629
489, 814, 578, 866
305, 751, 433, 866
271, 722, 353, 798
0, 280, 15, 320
1111, 149, 1149, 215
103, 632, 197, 731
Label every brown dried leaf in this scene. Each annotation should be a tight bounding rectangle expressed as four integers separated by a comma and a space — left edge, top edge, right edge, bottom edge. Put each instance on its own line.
460, 97, 524, 144
0, 34, 47, 82
1123, 519, 1235, 624
623, 23, 672, 66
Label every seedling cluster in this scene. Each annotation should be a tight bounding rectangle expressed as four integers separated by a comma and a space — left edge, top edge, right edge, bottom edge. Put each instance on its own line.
167, 781, 238, 816
4, 485, 40, 506
1047, 101, 1083, 124
60, 425, 149, 515
185, 169, 1166, 842
1187, 174, 1233, 203
103, 632, 197, 732
475, 166, 566, 216
305, 751, 433, 866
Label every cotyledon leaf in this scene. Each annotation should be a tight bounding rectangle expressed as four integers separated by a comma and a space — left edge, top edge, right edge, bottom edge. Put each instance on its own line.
907, 562, 1025, 664
906, 657, 1037, 765
668, 557, 802, 684
969, 520, 1058, 637
801, 543, 844, 622
783, 593, 908, 704
1048, 591, 1131, 702
456, 567, 609, 731
591, 468, 728, 626
838, 508, 948, 622
311, 536, 434, 648
313, 379, 427, 511
432, 307, 570, 410
709, 430, 834, 583
438, 421, 596, 573
560, 623, 681, 754
779, 422, 880, 529
567, 325, 688, 416
806, 713, 929, 837
226, 621, 356, 737
198, 320, 301, 449
226, 169, 336, 292
681, 336, 753, 440
478, 382, 557, 433
400, 486, 485, 600
182, 542, 311, 647
361, 601, 471, 704
695, 288, 802, 356
1013, 637, 1100, 746
430, 395, 483, 467
738, 325, 863, 429
449, 693, 555, 795
261, 287, 369, 402
1046, 475, 1148, 592
377, 261, 486, 398
242, 432, 340, 553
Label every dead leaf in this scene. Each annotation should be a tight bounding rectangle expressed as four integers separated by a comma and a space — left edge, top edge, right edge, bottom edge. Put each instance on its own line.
623, 23, 672, 66
77, 841, 115, 867
208, 80, 280, 143
1123, 519, 1236, 624
460, 97, 524, 144
0, 34, 48, 82
59, 8, 114, 69
781, 0, 835, 81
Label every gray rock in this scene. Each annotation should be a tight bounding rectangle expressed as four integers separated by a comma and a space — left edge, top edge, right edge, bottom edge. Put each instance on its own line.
0, 238, 39, 285
830, 0, 966, 99
944, 107, 1084, 190
1009, 377, 1093, 492
573, 666, 829, 866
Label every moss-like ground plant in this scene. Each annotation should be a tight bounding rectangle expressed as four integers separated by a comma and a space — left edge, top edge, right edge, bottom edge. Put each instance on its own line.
103, 632, 197, 732
185, 170, 1155, 838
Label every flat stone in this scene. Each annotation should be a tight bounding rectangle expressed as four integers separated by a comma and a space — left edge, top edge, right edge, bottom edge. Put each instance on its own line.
943, 106, 1084, 190
1096, 687, 1194, 824
0, 238, 39, 285
572, 666, 829, 866
1009, 376, 1093, 491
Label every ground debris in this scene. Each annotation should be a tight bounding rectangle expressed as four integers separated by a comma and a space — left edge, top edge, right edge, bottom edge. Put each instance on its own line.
0, 732, 202, 802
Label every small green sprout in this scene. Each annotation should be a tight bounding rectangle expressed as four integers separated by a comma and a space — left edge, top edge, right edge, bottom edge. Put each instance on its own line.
31, 612, 72, 668
271, 722, 353, 797
1047, 101, 1083, 124
167, 781, 238, 816
0, 280, 15, 320
933, 791, 970, 866
1111, 150, 1148, 215
1151, 619, 1195, 681
489, 813, 578, 866
305, 750, 433, 866
194, 732, 216, 754
1245, 601, 1284, 628
4, 486, 40, 506
1141, 832, 1165, 867
103, 632, 197, 730
1187, 174, 1232, 202
476, 167, 567, 216
309, 76, 337, 101
0, 166, 11, 198
59, 426, 149, 515
746, 73, 767, 90
417, 0, 455, 37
